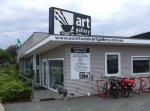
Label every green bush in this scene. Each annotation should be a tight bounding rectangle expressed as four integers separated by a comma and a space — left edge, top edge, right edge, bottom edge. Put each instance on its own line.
22, 70, 34, 79
24, 81, 32, 86
0, 64, 32, 102
1, 64, 20, 80
0, 80, 32, 102
0, 74, 12, 86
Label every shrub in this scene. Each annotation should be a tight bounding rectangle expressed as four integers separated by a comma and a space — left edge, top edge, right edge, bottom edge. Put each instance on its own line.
2, 64, 20, 80
0, 80, 32, 102
22, 70, 34, 79
24, 80, 32, 86
0, 64, 32, 102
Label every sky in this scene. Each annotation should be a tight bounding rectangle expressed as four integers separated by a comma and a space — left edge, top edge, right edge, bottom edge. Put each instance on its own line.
1, 0, 150, 49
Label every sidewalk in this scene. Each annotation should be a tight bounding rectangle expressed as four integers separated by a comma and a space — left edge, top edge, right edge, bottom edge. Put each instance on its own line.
33, 89, 62, 101
0, 103, 4, 111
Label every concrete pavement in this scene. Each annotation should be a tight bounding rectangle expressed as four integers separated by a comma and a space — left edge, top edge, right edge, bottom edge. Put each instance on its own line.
0, 103, 4, 111
33, 89, 62, 101
4, 94, 150, 111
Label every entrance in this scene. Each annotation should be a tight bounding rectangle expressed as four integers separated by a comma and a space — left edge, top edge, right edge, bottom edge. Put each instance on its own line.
48, 59, 64, 89
42, 59, 64, 90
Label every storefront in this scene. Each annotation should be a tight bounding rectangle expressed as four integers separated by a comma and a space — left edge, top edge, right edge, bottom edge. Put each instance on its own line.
17, 7, 150, 96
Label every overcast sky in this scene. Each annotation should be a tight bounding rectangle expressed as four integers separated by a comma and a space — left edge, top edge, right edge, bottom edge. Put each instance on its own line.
1, 0, 150, 49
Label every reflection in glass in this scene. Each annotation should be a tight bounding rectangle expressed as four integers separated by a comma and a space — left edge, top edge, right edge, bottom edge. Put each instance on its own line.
107, 55, 118, 74
49, 60, 63, 88
43, 62, 47, 86
133, 57, 149, 73
36, 70, 40, 83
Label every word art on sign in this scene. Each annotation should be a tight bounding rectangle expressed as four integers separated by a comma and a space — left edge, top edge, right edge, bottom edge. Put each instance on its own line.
49, 7, 91, 36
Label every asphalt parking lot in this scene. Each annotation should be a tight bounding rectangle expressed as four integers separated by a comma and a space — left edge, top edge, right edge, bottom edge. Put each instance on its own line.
4, 94, 150, 111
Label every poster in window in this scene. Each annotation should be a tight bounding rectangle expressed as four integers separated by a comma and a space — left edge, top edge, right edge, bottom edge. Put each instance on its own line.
71, 47, 90, 79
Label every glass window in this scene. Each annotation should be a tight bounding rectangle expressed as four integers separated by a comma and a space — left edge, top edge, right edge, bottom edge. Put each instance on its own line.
105, 53, 120, 76
107, 55, 118, 74
36, 55, 39, 65
36, 69, 40, 83
43, 61, 47, 86
133, 57, 150, 74
25, 57, 33, 72
49, 60, 63, 88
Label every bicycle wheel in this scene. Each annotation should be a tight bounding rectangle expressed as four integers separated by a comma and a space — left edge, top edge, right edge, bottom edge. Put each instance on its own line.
103, 83, 108, 96
122, 85, 130, 97
112, 88, 119, 98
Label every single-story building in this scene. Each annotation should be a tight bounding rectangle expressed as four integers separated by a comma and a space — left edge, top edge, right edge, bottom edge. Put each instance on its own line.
17, 7, 150, 96
17, 32, 150, 96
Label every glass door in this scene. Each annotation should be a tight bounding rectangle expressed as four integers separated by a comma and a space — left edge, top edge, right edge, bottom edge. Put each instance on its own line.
42, 59, 48, 88
35, 55, 41, 86
48, 59, 64, 89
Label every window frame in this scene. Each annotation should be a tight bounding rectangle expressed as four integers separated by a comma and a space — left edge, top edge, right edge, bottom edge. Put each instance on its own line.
105, 52, 121, 76
131, 56, 150, 75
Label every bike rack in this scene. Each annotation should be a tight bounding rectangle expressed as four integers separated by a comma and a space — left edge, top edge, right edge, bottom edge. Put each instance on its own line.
139, 76, 150, 94
96, 80, 110, 99
96, 76, 150, 99
149, 76, 150, 93
132, 77, 146, 94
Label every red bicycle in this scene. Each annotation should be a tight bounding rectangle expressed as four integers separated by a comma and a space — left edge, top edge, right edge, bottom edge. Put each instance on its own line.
103, 76, 136, 98
121, 77, 136, 97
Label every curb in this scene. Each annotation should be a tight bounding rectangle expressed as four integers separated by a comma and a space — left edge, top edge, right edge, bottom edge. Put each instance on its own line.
0, 103, 4, 111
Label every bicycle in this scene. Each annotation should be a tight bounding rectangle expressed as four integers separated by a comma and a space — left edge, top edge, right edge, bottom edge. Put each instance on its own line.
103, 76, 136, 98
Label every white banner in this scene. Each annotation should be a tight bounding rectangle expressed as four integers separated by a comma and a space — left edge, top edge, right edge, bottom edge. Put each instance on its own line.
71, 47, 90, 79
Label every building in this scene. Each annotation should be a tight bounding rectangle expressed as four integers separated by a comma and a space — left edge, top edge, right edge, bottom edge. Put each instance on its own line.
131, 32, 150, 39
17, 7, 150, 96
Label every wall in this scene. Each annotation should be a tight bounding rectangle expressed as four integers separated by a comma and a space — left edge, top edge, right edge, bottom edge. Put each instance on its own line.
40, 45, 65, 59
64, 44, 150, 96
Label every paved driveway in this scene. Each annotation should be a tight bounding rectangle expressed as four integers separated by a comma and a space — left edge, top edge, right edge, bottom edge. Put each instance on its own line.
4, 94, 150, 111
0, 103, 4, 111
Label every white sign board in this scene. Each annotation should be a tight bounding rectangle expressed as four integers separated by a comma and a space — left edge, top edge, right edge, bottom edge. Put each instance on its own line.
49, 7, 91, 35
71, 47, 90, 79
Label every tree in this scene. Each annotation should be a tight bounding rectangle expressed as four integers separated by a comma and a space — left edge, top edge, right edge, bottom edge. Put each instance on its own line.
0, 48, 8, 67
6, 45, 17, 64
6, 45, 16, 57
